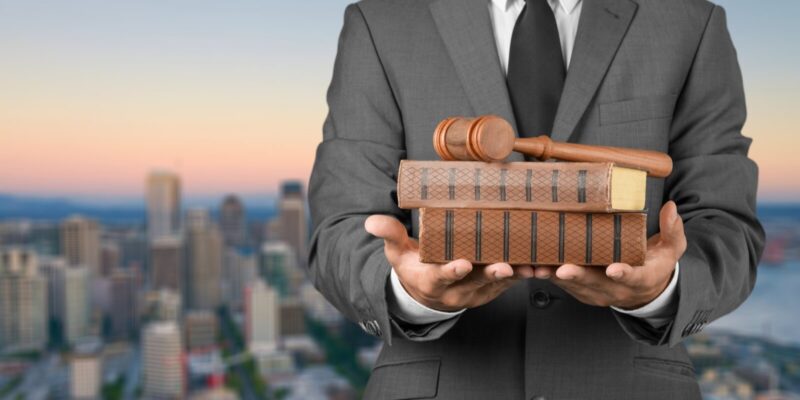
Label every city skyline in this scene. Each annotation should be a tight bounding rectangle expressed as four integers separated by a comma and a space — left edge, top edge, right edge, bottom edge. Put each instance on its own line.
1, 0, 800, 203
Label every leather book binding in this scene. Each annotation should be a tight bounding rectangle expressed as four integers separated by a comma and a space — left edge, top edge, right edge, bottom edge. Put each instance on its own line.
398, 160, 646, 212
418, 208, 647, 266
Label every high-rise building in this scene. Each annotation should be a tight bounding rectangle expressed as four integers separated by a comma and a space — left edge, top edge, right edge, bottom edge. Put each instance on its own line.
61, 216, 101, 276
150, 235, 183, 292
142, 321, 185, 399
69, 340, 102, 400
280, 298, 306, 337
219, 195, 246, 247
183, 310, 218, 353
108, 268, 139, 341
185, 210, 222, 311
100, 242, 120, 277
245, 279, 279, 352
0, 248, 48, 352
145, 289, 182, 321
260, 241, 304, 298
57, 266, 91, 345
276, 181, 307, 266
39, 256, 67, 330
146, 171, 181, 240
222, 249, 257, 312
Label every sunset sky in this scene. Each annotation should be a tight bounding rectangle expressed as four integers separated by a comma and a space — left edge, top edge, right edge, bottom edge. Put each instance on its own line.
1, 0, 798, 205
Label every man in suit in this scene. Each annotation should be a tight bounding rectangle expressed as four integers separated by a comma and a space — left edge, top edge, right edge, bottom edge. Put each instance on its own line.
308, 0, 765, 398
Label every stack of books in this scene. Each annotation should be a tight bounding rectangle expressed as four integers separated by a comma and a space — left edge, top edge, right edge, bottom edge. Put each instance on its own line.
397, 160, 648, 266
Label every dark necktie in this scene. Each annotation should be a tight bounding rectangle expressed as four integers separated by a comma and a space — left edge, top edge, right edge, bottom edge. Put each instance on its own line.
507, 0, 566, 138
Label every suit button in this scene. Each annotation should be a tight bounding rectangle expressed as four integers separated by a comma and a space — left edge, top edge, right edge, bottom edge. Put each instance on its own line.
530, 290, 550, 308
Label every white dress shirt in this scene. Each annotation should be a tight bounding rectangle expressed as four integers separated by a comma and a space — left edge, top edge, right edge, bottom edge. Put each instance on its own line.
388, 0, 680, 328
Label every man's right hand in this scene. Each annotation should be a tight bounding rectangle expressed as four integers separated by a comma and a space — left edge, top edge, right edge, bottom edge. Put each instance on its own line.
365, 215, 534, 312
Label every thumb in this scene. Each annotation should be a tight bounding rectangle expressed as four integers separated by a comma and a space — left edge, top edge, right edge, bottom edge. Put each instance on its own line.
365, 215, 410, 249
658, 201, 687, 254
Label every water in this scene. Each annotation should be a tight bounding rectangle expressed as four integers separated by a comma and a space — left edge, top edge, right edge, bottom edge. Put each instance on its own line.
709, 261, 800, 345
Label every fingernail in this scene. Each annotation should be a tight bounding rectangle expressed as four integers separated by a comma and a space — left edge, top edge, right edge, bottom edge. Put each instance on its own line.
455, 265, 469, 277
609, 271, 623, 279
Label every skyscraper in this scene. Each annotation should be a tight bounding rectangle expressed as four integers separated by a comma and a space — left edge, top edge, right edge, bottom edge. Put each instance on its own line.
183, 310, 217, 353
150, 235, 183, 292
61, 216, 101, 276
276, 181, 307, 266
100, 242, 120, 277
69, 340, 102, 400
222, 249, 257, 312
0, 248, 48, 352
219, 195, 246, 247
142, 321, 185, 399
57, 266, 91, 345
185, 209, 223, 311
109, 268, 139, 341
260, 241, 305, 298
245, 279, 279, 352
146, 171, 181, 240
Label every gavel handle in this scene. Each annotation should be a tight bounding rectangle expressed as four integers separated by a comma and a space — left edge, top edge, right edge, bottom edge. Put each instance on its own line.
514, 136, 673, 178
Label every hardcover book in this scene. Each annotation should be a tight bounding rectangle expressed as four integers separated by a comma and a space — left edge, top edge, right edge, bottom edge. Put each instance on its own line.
398, 161, 646, 212
418, 208, 647, 266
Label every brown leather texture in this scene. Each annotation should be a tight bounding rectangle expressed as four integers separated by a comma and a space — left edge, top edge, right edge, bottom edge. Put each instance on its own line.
398, 160, 619, 212
419, 208, 646, 266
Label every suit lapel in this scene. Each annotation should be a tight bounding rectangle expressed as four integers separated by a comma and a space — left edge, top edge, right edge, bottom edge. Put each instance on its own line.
430, 0, 524, 162
551, 0, 638, 143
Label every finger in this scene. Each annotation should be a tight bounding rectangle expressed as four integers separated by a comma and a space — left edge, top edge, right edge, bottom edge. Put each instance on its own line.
515, 265, 535, 279
365, 215, 409, 249
465, 262, 513, 288
605, 262, 648, 287
554, 264, 591, 283
535, 266, 554, 279
658, 201, 687, 254
434, 259, 473, 285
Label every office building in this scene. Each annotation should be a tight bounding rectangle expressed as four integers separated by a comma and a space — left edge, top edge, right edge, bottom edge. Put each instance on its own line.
245, 279, 279, 352
184, 310, 218, 352
61, 216, 101, 275
260, 241, 304, 298
150, 235, 183, 291
142, 321, 185, 399
146, 171, 181, 240
222, 249, 257, 312
100, 242, 120, 277
58, 266, 91, 345
69, 340, 102, 399
185, 212, 222, 311
109, 268, 139, 340
276, 181, 307, 266
0, 248, 48, 352
219, 195, 246, 247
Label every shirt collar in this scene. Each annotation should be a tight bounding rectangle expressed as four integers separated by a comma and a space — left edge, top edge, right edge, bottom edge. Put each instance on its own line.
492, 0, 581, 15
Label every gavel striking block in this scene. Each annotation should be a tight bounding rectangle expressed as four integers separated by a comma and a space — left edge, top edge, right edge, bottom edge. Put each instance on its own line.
433, 115, 673, 178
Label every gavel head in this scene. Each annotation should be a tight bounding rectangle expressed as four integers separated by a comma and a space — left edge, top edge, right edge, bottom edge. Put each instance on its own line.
433, 115, 516, 162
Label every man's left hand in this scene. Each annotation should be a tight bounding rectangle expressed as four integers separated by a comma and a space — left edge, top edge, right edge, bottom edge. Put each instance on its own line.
534, 201, 687, 310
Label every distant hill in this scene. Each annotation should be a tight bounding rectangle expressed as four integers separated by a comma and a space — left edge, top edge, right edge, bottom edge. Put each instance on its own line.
0, 194, 277, 224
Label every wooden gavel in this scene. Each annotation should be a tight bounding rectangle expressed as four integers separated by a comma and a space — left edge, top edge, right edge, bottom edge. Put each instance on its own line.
433, 115, 673, 178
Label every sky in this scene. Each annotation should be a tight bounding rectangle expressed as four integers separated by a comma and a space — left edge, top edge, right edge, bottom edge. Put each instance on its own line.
0, 0, 798, 204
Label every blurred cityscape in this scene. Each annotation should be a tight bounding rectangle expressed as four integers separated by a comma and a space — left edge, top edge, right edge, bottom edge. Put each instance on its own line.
0, 172, 799, 399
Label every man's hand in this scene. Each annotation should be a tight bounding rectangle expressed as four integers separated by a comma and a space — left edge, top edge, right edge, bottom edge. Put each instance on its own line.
365, 215, 534, 312
534, 201, 687, 309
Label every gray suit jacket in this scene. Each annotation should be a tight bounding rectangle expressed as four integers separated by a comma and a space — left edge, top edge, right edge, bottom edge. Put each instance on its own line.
308, 0, 765, 398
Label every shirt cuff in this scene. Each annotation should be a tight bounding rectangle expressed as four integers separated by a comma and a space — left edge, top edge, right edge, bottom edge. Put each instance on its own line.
387, 268, 466, 325
611, 262, 680, 328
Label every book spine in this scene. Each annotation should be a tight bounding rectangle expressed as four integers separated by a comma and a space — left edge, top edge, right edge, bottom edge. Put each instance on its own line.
419, 208, 646, 266
398, 161, 613, 211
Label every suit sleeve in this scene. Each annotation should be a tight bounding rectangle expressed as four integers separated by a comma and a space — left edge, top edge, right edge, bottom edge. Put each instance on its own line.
308, 4, 459, 345
614, 5, 765, 347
